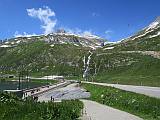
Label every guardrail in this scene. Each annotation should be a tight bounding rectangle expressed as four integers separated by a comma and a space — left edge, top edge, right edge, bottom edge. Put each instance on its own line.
25, 81, 71, 97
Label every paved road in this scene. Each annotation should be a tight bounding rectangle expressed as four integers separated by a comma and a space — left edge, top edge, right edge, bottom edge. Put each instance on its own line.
38, 83, 90, 102
23, 81, 70, 98
83, 81, 160, 98
81, 100, 142, 120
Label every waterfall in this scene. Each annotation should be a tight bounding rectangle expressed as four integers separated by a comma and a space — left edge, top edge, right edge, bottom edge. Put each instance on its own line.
83, 51, 93, 80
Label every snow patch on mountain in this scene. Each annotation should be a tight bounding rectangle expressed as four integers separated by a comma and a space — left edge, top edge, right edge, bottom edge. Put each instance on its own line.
16, 40, 21, 44
124, 25, 159, 41
104, 41, 121, 45
73, 44, 79, 47
0, 45, 11, 48
50, 32, 101, 40
131, 29, 156, 40
4, 30, 105, 49
146, 22, 159, 32
103, 47, 114, 50
121, 17, 160, 42
149, 32, 160, 38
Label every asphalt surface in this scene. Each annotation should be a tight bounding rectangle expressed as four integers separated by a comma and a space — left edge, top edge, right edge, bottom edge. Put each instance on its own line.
38, 83, 90, 102
33, 82, 143, 120
83, 81, 160, 98
81, 99, 142, 120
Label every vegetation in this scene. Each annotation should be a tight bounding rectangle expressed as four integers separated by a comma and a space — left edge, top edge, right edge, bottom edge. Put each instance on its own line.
0, 41, 88, 77
88, 52, 160, 87
0, 92, 83, 120
114, 36, 160, 51
82, 83, 160, 120
30, 79, 58, 84
0, 76, 58, 85
0, 33, 160, 87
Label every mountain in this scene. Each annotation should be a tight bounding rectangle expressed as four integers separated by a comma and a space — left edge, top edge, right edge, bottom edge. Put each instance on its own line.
89, 17, 160, 86
0, 17, 160, 87
126, 16, 160, 40
0, 31, 105, 77
0, 31, 105, 49
0, 41, 87, 77
107, 16, 160, 51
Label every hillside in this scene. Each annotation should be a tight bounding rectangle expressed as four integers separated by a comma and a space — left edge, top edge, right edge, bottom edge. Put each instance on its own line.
0, 41, 89, 77
106, 17, 160, 51
89, 51, 160, 86
0, 31, 104, 49
88, 17, 160, 86
0, 31, 106, 77
0, 92, 83, 120
0, 17, 160, 87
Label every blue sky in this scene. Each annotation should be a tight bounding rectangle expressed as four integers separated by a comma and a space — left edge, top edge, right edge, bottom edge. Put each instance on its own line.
0, 0, 160, 41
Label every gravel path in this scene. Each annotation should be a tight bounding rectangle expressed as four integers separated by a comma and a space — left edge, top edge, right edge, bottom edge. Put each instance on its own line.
81, 99, 142, 120
83, 81, 160, 98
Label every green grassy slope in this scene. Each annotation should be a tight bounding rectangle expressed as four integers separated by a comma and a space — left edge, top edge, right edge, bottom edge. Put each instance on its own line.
0, 41, 88, 77
0, 92, 83, 120
82, 83, 160, 120
114, 36, 160, 51
112, 27, 160, 51
87, 35, 160, 86
88, 52, 160, 86
0, 34, 160, 87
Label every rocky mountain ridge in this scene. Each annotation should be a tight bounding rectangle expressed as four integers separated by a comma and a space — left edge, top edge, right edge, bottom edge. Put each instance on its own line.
122, 16, 160, 42
0, 31, 105, 49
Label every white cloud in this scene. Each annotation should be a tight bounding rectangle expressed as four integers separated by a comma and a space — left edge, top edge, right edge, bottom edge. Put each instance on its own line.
63, 27, 82, 35
105, 30, 112, 34
59, 27, 101, 39
83, 30, 93, 36
82, 30, 101, 39
14, 31, 37, 37
61, 27, 95, 37
104, 30, 113, 39
27, 6, 57, 34
67, 28, 95, 37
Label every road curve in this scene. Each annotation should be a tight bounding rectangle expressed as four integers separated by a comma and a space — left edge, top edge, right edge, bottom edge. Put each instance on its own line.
82, 81, 160, 98
81, 99, 142, 120
38, 83, 90, 102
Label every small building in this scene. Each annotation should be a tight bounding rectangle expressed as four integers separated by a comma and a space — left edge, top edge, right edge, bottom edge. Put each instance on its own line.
2, 74, 15, 79
4, 90, 23, 98
54, 76, 64, 81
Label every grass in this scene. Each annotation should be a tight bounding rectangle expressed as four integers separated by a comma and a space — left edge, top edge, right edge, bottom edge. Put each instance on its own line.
113, 34, 160, 51
1, 36, 160, 88
0, 92, 83, 120
65, 76, 83, 81
82, 83, 160, 120
94, 74, 160, 87
30, 79, 58, 84
89, 52, 160, 87
0, 41, 87, 77
1, 78, 58, 84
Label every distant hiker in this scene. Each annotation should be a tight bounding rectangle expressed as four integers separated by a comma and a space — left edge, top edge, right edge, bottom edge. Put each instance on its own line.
51, 96, 53, 101
34, 96, 38, 101
31, 90, 34, 94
